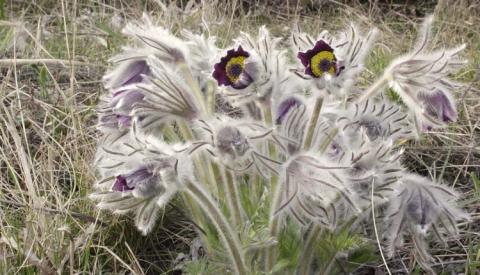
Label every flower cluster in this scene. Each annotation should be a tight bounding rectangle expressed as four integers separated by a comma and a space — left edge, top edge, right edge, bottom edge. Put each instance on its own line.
91, 14, 469, 273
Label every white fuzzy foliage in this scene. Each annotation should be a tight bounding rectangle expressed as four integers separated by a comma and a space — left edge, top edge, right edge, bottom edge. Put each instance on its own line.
133, 56, 201, 129
336, 98, 416, 142
276, 153, 359, 228
91, 14, 469, 272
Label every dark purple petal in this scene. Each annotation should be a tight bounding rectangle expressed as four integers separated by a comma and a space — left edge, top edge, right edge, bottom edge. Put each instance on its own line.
297, 40, 337, 78
112, 167, 157, 192
112, 175, 134, 191
212, 63, 231, 86
120, 60, 149, 86
212, 46, 252, 89
311, 40, 334, 53
297, 52, 310, 67
305, 66, 314, 77
275, 97, 302, 124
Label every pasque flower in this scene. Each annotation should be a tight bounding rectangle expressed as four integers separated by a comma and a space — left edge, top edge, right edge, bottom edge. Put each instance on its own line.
100, 48, 150, 133
275, 96, 308, 155
104, 60, 150, 90
133, 56, 201, 130
382, 173, 469, 271
112, 167, 159, 193
213, 46, 255, 90
91, 133, 194, 235
214, 26, 288, 106
110, 87, 144, 114
275, 96, 303, 125
292, 24, 378, 97
92, 15, 469, 274
417, 89, 457, 130
297, 40, 342, 78
359, 16, 466, 132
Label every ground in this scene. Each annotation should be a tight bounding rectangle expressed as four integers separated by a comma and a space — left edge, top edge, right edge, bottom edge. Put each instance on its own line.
0, 0, 478, 274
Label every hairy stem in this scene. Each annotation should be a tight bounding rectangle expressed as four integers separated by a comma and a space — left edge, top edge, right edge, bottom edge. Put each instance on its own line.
206, 79, 216, 115
209, 161, 224, 200
317, 127, 338, 153
185, 180, 248, 275
296, 126, 339, 274
323, 252, 339, 275
371, 178, 392, 275
177, 61, 207, 114
355, 72, 391, 103
303, 97, 323, 150
263, 101, 281, 272
297, 225, 322, 275
177, 121, 216, 254
224, 169, 243, 228
265, 178, 284, 272
264, 105, 278, 192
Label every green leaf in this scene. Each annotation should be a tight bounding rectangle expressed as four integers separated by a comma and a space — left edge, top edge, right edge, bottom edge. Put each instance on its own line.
38, 66, 48, 99
471, 172, 480, 196
271, 259, 290, 273
0, 0, 4, 20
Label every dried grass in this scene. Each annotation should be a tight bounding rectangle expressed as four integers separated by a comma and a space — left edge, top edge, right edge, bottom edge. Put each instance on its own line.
0, 0, 478, 273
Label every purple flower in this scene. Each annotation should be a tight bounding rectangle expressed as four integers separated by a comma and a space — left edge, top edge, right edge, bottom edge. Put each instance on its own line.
112, 175, 133, 192
297, 40, 342, 78
105, 60, 150, 90
212, 46, 255, 89
418, 89, 457, 129
112, 167, 158, 192
111, 88, 145, 114
275, 97, 302, 124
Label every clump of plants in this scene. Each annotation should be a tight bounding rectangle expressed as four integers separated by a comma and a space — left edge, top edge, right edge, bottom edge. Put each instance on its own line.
90, 14, 469, 274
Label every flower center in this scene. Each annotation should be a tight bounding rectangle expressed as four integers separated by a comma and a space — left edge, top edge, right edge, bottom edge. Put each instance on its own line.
225, 56, 246, 83
310, 51, 336, 77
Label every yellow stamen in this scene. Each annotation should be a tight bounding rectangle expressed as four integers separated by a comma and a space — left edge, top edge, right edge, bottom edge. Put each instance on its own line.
310, 51, 335, 77
226, 56, 246, 82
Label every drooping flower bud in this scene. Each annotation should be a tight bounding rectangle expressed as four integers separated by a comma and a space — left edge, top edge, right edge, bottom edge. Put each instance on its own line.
104, 59, 150, 90
417, 89, 457, 130
275, 96, 303, 125
382, 16, 465, 132
382, 173, 469, 270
